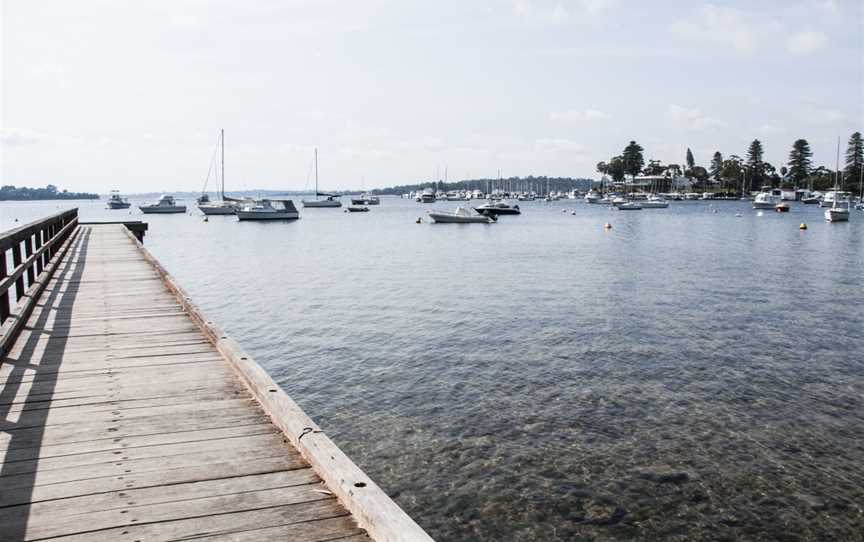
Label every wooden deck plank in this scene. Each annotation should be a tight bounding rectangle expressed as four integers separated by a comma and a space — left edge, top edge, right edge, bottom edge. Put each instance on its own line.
0, 223, 428, 542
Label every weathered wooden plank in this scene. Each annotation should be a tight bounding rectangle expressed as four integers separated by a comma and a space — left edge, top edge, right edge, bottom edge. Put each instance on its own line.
1, 431, 293, 479
0, 468, 321, 525
0, 455, 302, 508
183, 517, 367, 542
1, 422, 277, 463
33, 499, 351, 542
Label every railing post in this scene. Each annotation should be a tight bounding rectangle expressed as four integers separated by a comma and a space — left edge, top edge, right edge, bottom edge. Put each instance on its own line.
0, 250, 8, 323
12, 241, 25, 300
34, 228, 44, 274
24, 234, 35, 286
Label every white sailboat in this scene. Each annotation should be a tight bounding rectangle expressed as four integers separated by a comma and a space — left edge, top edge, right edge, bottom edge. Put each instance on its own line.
200, 129, 243, 215
302, 149, 342, 208
826, 138, 850, 222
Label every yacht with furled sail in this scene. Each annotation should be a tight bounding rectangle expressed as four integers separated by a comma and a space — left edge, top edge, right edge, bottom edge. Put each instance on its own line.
237, 199, 300, 220
200, 129, 244, 215
825, 139, 850, 223
302, 148, 342, 208
107, 190, 131, 209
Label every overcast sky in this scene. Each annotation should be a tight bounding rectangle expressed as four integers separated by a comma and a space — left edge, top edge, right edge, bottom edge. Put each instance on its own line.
1, 0, 861, 193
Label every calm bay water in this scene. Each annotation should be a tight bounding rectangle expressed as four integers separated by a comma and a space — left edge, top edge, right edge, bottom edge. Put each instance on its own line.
2, 197, 863, 541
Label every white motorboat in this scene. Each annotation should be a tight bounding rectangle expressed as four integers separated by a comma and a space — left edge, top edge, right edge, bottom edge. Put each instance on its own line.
302, 149, 342, 208
140, 195, 186, 214
820, 190, 851, 208
419, 188, 436, 203
753, 191, 780, 209
474, 201, 521, 216
585, 190, 602, 203
641, 195, 669, 208
107, 190, 131, 209
236, 199, 299, 220
428, 207, 495, 223
351, 192, 380, 205
618, 201, 643, 210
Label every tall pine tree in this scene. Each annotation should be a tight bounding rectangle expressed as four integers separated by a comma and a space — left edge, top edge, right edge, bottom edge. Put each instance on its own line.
686, 148, 695, 171
710, 151, 723, 181
844, 132, 863, 191
746, 139, 765, 189
787, 139, 812, 186
622, 141, 645, 180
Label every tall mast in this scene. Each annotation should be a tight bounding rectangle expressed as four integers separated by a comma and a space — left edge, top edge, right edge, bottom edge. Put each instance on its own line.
314, 148, 319, 196
833, 137, 840, 209
220, 129, 225, 199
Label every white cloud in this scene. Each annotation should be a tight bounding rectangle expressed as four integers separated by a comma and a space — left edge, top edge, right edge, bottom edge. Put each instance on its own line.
787, 31, 828, 54
665, 104, 727, 131
534, 138, 586, 152
670, 4, 759, 54
549, 108, 612, 122
1, 129, 42, 147
512, 0, 613, 24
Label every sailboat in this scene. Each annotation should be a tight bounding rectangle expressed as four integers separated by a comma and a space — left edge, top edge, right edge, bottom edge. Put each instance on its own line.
302, 149, 342, 208
200, 129, 243, 215
825, 138, 850, 223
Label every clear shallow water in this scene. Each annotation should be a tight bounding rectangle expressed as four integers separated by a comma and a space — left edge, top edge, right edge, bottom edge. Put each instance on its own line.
2, 198, 863, 541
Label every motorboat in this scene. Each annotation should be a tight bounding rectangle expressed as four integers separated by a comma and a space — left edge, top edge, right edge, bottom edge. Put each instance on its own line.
139, 195, 186, 214
753, 191, 780, 209
419, 188, 436, 203
801, 195, 821, 204
641, 195, 669, 208
474, 201, 521, 216
351, 192, 380, 205
107, 190, 131, 209
775, 202, 791, 212
617, 201, 643, 210
236, 199, 299, 220
427, 207, 496, 223
302, 149, 342, 208
347, 205, 369, 212
820, 190, 851, 208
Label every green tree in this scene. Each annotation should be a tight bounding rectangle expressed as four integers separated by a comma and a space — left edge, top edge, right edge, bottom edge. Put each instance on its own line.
621, 141, 644, 180
596, 161, 608, 175
686, 148, 695, 170
608, 156, 626, 183
787, 139, 812, 186
746, 139, 765, 190
710, 151, 723, 181
844, 131, 863, 191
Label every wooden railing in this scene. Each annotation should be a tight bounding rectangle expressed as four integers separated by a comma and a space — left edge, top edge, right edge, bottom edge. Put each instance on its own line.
0, 209, 79, 357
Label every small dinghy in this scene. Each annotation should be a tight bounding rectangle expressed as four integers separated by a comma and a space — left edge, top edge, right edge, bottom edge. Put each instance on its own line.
428, 207, 496, 223
775, 202, 791, 213
347, 206, 369, 212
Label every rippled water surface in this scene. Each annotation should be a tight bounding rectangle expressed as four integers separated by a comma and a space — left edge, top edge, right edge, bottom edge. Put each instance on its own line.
3, 197, 863, 541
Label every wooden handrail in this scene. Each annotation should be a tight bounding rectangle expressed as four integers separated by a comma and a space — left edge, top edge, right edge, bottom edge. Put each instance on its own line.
0, 209, 79, 337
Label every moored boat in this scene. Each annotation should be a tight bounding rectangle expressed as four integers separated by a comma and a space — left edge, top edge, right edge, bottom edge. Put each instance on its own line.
428, 207, 495, 223
140, 195, 186, 214
302, 149, 342, 208
775, 202, 791, 212
236, 199, 299, 220
474, 202, 521, 216
107, 190, 131, 209
347, 205, 369, 212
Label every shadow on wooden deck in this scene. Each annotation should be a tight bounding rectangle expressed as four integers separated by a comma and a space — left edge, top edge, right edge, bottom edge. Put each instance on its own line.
0, 228, 90, 542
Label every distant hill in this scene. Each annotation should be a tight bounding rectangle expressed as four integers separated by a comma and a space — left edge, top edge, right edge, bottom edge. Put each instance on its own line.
0, 184, 99, 201
369, 176, 596, 195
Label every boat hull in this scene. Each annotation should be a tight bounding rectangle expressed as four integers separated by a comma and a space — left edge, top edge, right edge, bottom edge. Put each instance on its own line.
641, 201, 669, 208
347, 206, 369, 212
473, 207, 521, 216
139, 206, 186, 214
302, 200, 342, 208
237, 211, 299, 220
107, 202, 131, 209
825, 209, 850, 222
199, 205, 237, 215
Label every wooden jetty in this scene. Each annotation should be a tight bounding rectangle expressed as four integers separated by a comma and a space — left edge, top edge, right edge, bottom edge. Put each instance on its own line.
0, 210, 432, 542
